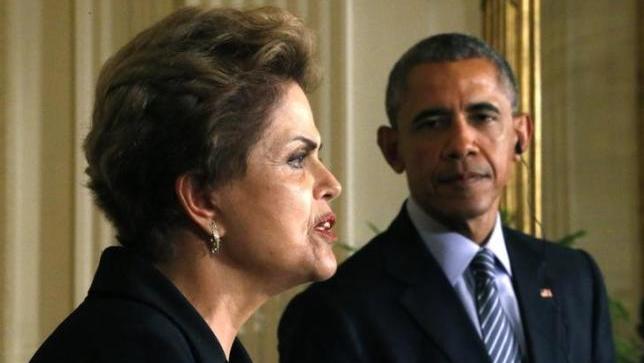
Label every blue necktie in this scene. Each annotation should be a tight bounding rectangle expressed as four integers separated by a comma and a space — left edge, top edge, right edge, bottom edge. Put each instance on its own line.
471, 248, 521, 363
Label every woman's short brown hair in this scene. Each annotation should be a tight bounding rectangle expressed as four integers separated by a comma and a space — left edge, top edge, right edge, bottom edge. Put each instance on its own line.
84, 6, 318, 261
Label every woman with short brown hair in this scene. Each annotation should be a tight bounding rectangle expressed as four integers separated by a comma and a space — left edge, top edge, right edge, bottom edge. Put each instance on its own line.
31, 6, 341, 363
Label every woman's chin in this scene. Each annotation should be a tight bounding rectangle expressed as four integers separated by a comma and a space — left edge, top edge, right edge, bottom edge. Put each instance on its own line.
309, 254, 338, 282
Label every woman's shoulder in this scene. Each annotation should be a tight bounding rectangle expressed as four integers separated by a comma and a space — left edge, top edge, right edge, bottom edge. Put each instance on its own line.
30, 295, 196, 363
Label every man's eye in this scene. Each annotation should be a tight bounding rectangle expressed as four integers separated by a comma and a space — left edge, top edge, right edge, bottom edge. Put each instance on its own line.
471, 113, 497, 124
415, 117, 445, 130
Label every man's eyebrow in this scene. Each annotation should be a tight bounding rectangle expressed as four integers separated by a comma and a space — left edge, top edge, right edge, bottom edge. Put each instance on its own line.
410, 107, 451, 125
466, 102, 500, 114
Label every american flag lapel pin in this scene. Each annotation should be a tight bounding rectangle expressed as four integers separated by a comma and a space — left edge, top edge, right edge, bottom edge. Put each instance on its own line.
540, 288, 553, 298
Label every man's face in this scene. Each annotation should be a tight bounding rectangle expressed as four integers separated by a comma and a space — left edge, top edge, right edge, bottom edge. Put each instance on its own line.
379, 58, 530, 227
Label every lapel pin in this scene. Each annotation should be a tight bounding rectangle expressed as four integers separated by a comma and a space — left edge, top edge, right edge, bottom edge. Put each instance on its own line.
540, 288, 553, 298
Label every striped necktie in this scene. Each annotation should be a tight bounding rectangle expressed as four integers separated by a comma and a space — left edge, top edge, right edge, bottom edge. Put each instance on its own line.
471, 248, 521, 363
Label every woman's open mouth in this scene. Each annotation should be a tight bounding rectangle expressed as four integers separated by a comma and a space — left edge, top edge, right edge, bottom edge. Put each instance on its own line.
313, 213, 337, 242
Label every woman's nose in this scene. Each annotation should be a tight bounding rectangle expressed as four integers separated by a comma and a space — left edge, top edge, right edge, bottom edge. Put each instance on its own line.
315, 162, 342, 201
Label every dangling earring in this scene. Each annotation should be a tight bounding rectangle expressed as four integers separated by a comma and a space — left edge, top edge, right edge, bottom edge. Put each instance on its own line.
208, 220, 221, 254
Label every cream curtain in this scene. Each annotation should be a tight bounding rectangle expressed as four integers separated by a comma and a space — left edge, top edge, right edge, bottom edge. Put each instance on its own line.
481, 0, 542, 236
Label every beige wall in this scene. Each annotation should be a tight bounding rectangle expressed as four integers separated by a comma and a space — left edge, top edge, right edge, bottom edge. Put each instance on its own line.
0, 0, 6, 357
2, 1, 76, 360
349, 0, 480, 243
541, 0, 641, 314
1, 0, 641, 362
640, 0, 644, 298
39, 0, 76, 339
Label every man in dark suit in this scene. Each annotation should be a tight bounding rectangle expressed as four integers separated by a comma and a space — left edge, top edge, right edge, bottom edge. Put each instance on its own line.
278, 33, 615, 363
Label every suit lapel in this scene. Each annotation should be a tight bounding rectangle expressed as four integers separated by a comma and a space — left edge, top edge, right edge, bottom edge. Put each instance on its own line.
400, 271, 492, 363
385, 209, 491, 363
505, 229, 567, 363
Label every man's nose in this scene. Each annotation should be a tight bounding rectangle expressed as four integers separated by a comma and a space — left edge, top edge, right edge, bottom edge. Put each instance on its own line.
441, 118, 478, 160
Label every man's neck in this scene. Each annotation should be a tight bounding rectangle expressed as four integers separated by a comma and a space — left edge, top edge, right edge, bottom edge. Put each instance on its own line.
426, 209, 498, 245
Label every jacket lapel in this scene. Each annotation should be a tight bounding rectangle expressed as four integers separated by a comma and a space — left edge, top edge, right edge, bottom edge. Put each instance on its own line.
385, 209, 491, 363
505, 229, 566, 363
400, 273, 492, 363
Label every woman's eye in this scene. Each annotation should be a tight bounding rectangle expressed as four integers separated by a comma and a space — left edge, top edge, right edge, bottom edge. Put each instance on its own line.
287, 153, 307, 169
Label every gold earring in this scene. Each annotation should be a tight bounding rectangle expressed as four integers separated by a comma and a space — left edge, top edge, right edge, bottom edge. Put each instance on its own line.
208, 220, 220, 254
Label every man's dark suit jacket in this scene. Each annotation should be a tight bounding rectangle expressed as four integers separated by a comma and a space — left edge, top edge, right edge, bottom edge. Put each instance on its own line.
279, 207, 615, 363
30, 246, 252, 363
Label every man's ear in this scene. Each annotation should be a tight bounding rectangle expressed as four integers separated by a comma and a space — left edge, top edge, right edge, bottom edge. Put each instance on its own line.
377, 126, 405, 174
175, 174, 222, 236
513, 113, 533, 160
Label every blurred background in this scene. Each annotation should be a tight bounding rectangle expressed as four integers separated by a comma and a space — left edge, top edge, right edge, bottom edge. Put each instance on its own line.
1, 0, 641, 362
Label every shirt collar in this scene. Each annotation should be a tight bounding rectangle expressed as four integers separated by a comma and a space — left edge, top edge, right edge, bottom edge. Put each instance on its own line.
485, 215, 512, 276
406, 197, 512, 285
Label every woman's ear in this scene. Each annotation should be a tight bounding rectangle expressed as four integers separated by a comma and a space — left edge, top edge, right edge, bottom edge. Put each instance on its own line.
175, 173, 216, 234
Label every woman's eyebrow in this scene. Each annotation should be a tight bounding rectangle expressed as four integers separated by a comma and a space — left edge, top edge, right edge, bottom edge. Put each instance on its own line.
291, 136, 319, 150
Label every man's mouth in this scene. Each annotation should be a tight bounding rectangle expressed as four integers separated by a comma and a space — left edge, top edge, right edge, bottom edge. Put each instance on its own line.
436, 168, 492, 189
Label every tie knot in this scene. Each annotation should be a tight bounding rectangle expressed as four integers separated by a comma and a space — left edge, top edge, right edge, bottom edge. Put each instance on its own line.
471, 248, 496, 279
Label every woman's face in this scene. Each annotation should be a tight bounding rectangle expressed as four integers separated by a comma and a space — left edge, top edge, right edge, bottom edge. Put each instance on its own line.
213, 82, 342, 294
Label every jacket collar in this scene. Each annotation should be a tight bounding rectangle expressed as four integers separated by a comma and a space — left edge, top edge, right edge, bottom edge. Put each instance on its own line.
384, 207, 492, 363
383, 207, 564, 363
89, 246, 252, 363
504, 229, 566, 363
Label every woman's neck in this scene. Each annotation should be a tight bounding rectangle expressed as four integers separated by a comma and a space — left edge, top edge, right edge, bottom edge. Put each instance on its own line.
156, 237, 268, 359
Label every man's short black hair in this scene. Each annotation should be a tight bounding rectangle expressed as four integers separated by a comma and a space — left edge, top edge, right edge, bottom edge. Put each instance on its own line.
385, 33, 519, 127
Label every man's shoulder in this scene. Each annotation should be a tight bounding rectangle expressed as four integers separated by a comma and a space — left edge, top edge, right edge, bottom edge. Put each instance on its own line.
278, 226, 413, 360
503, 225, 601, 276
505, 225, 581, 250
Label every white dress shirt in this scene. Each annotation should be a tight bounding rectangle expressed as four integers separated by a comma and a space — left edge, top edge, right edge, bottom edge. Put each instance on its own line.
406, 197, 526, 352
